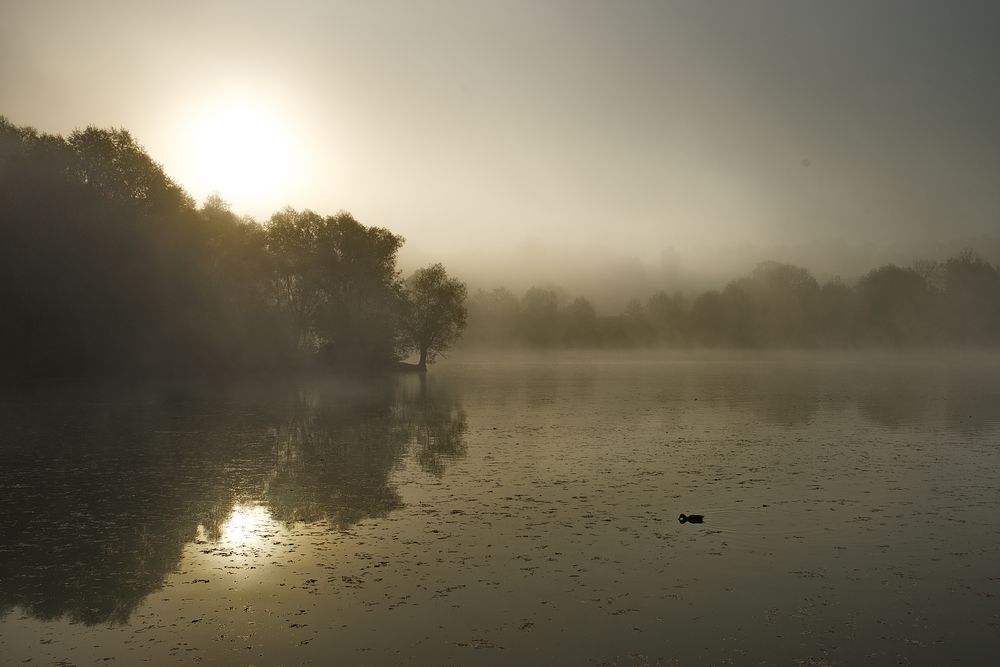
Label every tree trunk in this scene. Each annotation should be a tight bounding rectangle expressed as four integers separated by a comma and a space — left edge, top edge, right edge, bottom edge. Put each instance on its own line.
418, 345, 428, 369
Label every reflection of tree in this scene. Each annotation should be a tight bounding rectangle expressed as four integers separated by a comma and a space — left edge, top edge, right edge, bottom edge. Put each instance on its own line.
0, 392, 255, 625
941, 376, 999, 436
264, 377, 411, 527
702, 361, 1000, 434
853, 367, 1000, 436
407, 376, 468, 477
854, 372, 930, 430
702, 365, 823, 428
0, 376, 466, 625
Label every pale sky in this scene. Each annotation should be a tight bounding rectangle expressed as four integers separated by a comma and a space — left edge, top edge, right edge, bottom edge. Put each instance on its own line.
3, 0, 1000, 293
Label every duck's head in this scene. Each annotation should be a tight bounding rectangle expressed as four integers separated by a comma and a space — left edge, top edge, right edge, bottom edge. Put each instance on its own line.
678, 513, 688, 523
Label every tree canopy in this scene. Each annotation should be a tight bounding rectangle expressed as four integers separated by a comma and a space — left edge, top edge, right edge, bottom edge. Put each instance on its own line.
0, 116, 465, 378
402, 263, 468, 368
462, 255, 1000, 349
4, 113, 998, 376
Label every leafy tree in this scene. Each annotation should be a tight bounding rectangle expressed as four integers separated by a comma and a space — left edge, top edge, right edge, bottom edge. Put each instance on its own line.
560, 297, 599, 345
646, 291, 689, 344
519, 287, 559, 346
690, 291, 727, 345
855, 264, 931, 345
718, 283, 757, 346
0, 118, 216, 375
263, 209, 407, 368
403, 264, 468, 368
464, 287, 520, 345
940, 250, 1000, 343
264, 208, 328, 351
0, 117, 451, 377
815, 278, 855, 345
621, 298, 653, 344
67, 126, 192, 211
314, 212, 407, 368
722, 262, 820, 346
912, 258, 946, 293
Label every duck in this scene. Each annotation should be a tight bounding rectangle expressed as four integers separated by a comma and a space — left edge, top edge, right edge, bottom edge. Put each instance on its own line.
678, 513, 704, 524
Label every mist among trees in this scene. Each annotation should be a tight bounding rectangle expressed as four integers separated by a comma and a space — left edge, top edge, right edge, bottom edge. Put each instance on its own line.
3, 115, 999, 382
0, 117, 466, 378
464, 254, 1000, 349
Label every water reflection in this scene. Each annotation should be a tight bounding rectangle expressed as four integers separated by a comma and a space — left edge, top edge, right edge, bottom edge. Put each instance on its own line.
0, 375, 466, 625
215, 504, 272, 546
693, 356, 1000, 434
698, 363, 824, 427
409, 376, 469, 476
2, 354, 998, 642
852, 364, 1000, 435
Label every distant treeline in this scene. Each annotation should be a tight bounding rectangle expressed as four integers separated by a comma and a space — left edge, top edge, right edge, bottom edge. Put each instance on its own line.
465, 254, 1000, 348
0, 117, 466, 378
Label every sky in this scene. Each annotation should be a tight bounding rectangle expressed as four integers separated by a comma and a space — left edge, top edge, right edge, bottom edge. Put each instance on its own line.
3, 0, 1000, 298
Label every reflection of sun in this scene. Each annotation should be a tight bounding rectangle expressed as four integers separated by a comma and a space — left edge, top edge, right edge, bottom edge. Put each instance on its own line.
219, 503, 272, 546
191, 503, 285, 584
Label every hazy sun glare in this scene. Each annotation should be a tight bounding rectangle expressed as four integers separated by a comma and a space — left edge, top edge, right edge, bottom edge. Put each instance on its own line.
183, 103, 298, 212
218, 503, 275, 547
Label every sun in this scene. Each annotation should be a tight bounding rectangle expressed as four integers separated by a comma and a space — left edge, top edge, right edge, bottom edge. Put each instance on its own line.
187, 103, 296, 211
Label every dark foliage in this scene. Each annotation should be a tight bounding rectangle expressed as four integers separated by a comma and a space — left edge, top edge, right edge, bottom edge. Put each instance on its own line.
402, 263, 468, 368
0, 117, 465, 378
464, 255, 1000, 349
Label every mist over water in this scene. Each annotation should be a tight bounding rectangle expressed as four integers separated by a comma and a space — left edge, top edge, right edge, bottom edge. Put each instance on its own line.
2, 351, 998, 665
405, 235, 1000, 313
5, 1, 1000, 663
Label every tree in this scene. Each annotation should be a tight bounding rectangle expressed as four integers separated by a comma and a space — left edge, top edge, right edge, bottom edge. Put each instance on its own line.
518, 287, 559, 346
855, 264, 931, 345
646, 291, 689, 344
690, 291, 727, 345
67, 126, 191, 212
940, 250, 1000, 343
621, 298, 652, 345
264, 208, 328, 351
403, 264, 468, 368
263, 209, 406, 367
815, 278, 855, 345
314, 212, 407, 368
560, 297, 599, 345
0, 116, 464, 377
734, 261, 821, 345
464, 287, 520, 345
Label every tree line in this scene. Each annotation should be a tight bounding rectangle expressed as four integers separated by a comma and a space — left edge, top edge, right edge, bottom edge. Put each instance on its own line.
0, 117, 466, 378
465, 254, 1000, 348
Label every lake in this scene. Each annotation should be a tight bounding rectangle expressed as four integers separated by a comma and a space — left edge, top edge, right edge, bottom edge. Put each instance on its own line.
2, 351, 999, 665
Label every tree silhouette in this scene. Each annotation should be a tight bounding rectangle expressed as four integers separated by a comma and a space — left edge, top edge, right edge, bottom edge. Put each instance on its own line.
0, 116, 463, 377
460, 253, 1000, 349
940, 250, 1000, 343
402, 263, 468, 368
855, 264, 931, 345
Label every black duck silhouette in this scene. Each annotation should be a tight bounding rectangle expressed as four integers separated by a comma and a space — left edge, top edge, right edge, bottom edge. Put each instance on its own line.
678, 513, 704, 524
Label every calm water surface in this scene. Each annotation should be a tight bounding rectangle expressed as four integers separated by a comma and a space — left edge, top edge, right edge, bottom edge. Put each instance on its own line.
2, 351, 999, 665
